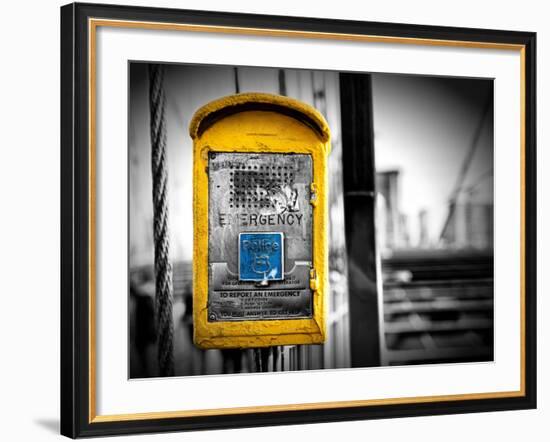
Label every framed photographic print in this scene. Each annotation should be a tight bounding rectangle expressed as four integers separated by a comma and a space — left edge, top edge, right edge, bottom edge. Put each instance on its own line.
60, 2, 537, 438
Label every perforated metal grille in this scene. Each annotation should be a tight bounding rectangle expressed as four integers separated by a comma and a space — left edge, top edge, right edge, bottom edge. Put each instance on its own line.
228, 166, 297, 209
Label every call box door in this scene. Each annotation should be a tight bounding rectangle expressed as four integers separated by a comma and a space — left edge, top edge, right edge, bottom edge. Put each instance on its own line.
208, 152, 313, 322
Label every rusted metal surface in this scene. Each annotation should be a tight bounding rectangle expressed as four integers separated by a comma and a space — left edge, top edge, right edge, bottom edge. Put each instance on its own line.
208, 152, 313, 321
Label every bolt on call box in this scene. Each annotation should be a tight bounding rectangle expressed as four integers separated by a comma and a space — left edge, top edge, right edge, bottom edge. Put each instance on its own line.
190, 93, 330, 349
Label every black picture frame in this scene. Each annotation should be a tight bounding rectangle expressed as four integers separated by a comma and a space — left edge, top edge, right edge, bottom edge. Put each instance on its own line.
60, 2, 537, 438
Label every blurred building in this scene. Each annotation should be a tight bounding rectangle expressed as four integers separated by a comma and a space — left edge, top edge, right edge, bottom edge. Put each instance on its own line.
376, 100, 494, 366
440, 195, 494, 250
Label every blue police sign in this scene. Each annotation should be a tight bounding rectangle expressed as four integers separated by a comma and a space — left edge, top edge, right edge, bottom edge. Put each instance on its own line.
239, 232, 284, 282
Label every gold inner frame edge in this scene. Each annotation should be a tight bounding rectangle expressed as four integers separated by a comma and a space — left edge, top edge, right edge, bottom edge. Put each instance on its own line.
87, 17, 527, 423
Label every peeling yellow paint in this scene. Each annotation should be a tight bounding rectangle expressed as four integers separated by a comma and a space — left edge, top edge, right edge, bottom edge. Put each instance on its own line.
190, 93, 330, 349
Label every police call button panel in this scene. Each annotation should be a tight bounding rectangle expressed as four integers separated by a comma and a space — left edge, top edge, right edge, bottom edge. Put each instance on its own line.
208, 152, 313, 322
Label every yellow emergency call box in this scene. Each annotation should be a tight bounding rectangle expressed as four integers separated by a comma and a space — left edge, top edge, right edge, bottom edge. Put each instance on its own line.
189, 93, 330, 349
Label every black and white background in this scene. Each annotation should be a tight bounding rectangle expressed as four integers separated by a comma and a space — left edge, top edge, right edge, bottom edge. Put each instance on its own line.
129, 63, 494, 378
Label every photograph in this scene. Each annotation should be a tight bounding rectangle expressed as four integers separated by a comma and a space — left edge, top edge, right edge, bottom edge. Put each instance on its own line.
59, 4, 536, 437
128, 62, 495, 378
0, 0, 544, 439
